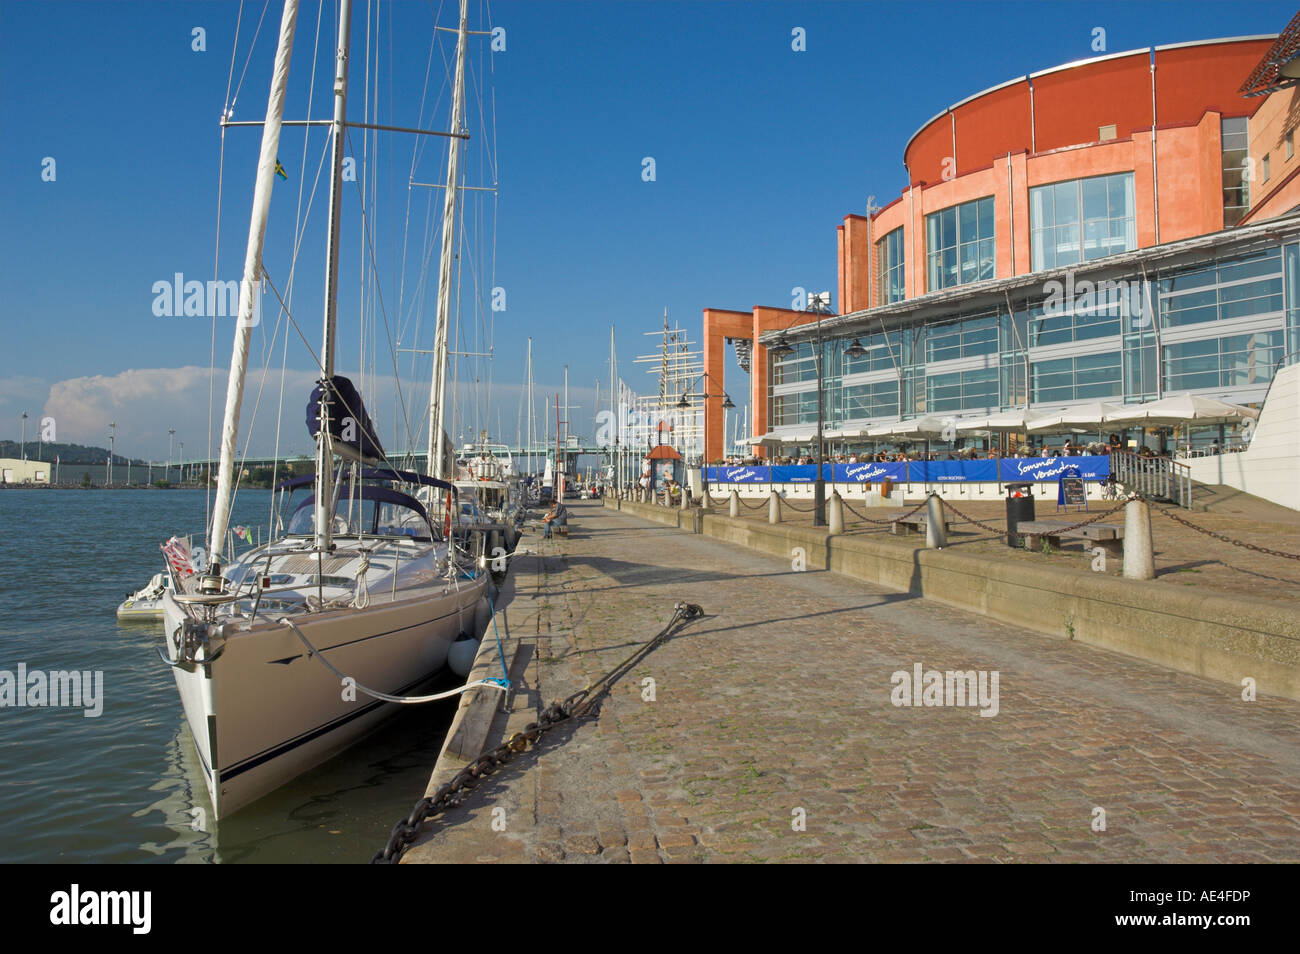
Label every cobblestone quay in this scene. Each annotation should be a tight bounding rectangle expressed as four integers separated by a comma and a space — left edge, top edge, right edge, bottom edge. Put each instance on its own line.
402, 500, 1300, 863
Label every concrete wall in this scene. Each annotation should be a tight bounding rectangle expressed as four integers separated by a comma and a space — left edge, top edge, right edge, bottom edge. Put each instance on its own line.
1187, 362, 1300, 510
607, 495, 1300, 701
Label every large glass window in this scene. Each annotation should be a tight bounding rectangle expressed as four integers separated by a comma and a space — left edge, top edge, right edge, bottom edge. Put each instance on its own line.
842, 380, 900, 421
1029, 282, 1125, 347
1158, 249, 1283, 329
925, 312, 998, 363
1222, 117, 1250, 227
1030, 173, 1135, 270
770, 390, 820, 427
926, 367, 997, 413
926, 197, 995, 291
1163, 331, 1283, 392
1031, 351, 1122, 403
842, 330, 901, 375
877, 227, 905, 305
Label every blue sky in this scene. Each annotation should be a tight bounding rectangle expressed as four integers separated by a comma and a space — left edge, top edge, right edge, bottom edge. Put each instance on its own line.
1, 0, 1295, 459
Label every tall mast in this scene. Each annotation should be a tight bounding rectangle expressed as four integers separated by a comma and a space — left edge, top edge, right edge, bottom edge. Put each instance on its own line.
313, 0, 355, 552
427, 0, 470, 479
208, 0, 300, 567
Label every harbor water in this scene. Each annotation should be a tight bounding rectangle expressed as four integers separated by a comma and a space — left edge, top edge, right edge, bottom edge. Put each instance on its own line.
0, 489, 458, 863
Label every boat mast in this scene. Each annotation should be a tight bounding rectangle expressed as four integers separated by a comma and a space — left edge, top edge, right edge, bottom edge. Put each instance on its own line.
427, 0, 470, 480
313, 0, 355, 552
525, 337, 533, 474
208, 0, 301, 569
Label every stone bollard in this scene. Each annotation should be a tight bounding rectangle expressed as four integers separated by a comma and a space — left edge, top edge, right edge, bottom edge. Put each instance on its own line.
768, 490, 781, 524
829, 491, 844, 534
1122, 497, 1155, 580
680, 486, 689, 511
729, 490, 740, 519
925, 492, 947, 549
700, 487, 710, 511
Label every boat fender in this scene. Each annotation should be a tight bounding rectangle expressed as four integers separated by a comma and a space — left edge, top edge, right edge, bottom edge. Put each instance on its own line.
447, 632, 479, 678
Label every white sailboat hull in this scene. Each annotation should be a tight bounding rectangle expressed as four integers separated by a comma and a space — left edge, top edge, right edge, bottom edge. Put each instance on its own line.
162, 576, 485, 819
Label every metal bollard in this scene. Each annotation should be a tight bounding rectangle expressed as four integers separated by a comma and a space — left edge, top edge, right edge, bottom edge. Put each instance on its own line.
829, 491, 844, 534
1122, 497, 1155, 580
769, 491, 781, 524
729, 490, 740, 519
925, 492, 947, 549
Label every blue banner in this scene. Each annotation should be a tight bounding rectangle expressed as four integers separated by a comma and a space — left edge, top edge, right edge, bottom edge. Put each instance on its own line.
1000, 455, 1109, 482
770, 465, 819, 482
832, 461, 906, 483
909, 459, 1000, 482
705, 465, 769, 483
706, 454, 1111, 483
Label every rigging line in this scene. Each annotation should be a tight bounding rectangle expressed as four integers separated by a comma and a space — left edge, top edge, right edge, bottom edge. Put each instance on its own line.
270, 0, 328, 514
344, 127, 420, 460
230, 0, 273, 113
228, 291, 290, 517
396, 0, 444, 333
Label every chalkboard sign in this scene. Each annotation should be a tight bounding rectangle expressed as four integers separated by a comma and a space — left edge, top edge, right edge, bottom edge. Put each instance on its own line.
1058, 476, 1087, 510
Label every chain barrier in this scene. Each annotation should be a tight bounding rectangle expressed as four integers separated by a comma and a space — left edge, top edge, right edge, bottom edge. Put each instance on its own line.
840, 497, 927, 526
738, 495, 768, 510
776, 496, 817, 513
371, 601, 706, 864
933, 498, 1007, 535
1156, 505, 1300, 561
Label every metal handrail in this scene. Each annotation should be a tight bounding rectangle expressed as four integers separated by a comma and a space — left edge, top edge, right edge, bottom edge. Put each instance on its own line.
1109, 450, 1192, 508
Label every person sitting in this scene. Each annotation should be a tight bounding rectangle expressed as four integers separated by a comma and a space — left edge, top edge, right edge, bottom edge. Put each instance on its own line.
541, 500, 569, 538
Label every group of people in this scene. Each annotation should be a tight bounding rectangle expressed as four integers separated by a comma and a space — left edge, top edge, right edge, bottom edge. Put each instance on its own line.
713, 435, 1127, 466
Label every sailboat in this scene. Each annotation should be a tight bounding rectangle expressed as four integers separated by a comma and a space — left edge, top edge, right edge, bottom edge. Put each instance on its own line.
156, 0, 490, 819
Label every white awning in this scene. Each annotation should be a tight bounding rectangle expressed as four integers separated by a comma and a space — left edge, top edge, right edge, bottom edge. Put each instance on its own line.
1103, 394, 1259, 427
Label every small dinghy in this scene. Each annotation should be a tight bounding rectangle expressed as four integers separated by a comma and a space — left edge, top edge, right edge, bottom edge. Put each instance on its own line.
117, 572, 171, 621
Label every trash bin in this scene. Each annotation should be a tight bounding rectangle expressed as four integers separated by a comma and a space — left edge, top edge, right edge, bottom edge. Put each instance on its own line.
881, 478, 893, 498
1005, 482, 1035, 548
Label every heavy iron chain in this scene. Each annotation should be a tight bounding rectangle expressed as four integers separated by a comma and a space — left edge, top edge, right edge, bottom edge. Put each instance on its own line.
1156, 505, 1300, 561
776, 496, 817, 512
370, 601, 706, 864
933, 498, 1007, 535
738, 495, 768, 510
841, 497, 928, 526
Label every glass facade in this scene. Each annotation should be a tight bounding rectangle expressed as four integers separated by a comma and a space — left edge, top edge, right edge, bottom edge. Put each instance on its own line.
768, 245, 1288, 434
1222, 117, 1250, 227
926, 197, 995, 291
1029, 172, 1136, 270
877, 227, 905, 305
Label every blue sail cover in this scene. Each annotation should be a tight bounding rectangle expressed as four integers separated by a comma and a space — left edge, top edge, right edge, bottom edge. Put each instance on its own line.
306, 375, 385, 461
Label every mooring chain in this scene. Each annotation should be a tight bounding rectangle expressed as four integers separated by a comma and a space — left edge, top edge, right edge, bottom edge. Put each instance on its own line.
841, 498, 927, 526
370, 601, 706, 864
934, 498, 1007, 535
1156, 505, 1300, 561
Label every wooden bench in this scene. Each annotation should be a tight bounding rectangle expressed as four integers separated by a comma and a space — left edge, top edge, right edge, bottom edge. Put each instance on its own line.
881, 509, 955, 536
1017, 519, 1124, 555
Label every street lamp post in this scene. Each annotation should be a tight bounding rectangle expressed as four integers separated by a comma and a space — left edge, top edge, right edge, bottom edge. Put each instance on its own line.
677, 371, 736, 504
767, 293, 834, 526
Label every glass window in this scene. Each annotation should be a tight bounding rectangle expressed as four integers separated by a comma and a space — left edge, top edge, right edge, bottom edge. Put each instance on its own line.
1030, 173, 1135, 271
925, 367, 997, 413
1031, 352, 1121, 403
1163, 331, 1284, 391
1222, 117, 1250, 226
926, 197, 995, 291
876, 227, 905, 305
1158, 249, 1283, 329
842, 380, 899, 420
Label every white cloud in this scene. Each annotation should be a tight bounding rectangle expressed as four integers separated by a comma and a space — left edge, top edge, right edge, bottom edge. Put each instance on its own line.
26, 366, 603, 460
